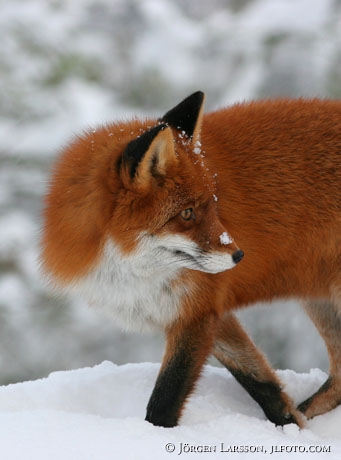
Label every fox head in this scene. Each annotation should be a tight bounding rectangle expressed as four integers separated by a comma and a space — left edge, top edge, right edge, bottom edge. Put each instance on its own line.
42, 92, 243, 286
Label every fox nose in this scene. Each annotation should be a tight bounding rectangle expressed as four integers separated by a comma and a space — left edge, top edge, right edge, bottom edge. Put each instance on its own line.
232, 249, 244, 264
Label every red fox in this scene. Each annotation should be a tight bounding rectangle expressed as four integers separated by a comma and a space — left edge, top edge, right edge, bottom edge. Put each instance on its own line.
41, 92, 341, 428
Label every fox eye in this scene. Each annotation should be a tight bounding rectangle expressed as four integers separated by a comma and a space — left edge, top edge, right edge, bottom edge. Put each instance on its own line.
180, 208, 195, 221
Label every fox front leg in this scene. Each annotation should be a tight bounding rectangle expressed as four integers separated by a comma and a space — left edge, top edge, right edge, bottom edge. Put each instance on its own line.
145, 315, 217, 427
213, 313, 305, 427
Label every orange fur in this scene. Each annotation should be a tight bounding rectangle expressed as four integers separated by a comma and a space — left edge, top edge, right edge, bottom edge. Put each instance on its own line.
41, 93, 341, 427
203, 99, 341, 306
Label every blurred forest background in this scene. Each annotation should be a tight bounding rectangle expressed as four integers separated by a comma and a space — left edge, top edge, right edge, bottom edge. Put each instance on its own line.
0, 0, 340, 384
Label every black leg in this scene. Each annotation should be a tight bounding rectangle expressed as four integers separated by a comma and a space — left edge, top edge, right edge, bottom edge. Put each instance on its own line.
146, 315, 217, 427
213, 313, 304, 427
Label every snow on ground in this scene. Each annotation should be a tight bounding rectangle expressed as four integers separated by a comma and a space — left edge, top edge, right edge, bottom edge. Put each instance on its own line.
0, 361, 340, 459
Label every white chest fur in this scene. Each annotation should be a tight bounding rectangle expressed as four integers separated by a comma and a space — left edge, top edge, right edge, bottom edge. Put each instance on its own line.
71, 239, 185, 332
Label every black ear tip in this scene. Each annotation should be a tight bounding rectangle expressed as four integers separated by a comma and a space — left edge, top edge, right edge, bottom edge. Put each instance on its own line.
184, 91, 205, 106
161, 91, 205, 138
192, 90, 205, 100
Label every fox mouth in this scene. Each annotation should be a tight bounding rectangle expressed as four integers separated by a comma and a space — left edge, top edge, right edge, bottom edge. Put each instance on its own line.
135, 233, 239, 275
172, 249, 208, 271
162, 247, 236, 274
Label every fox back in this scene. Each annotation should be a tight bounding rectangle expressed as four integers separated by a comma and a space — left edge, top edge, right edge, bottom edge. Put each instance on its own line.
41, 92, 341, 428
203, 98, 341, 306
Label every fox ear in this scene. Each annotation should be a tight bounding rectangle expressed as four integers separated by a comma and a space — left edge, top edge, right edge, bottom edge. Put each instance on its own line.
120, 124, 177, 190
161, 91, 205, 143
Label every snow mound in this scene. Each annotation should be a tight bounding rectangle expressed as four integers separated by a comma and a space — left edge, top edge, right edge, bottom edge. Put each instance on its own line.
0, 362, 340, 459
